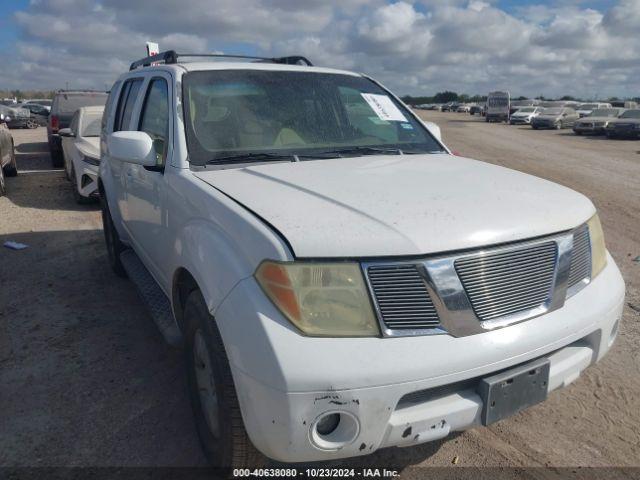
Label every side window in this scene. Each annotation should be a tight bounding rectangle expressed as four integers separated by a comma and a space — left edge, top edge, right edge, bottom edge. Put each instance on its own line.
138, 78, 169, 166
114, 78, 143, 131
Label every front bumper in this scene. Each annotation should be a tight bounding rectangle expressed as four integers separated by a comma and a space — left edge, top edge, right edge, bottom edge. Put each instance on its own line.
532, 120, 558, 129
574, 124, 606, 134
72, 157, 100, 198
607, 127, 640, 138
214, 254, 624, 462
510, 117, 531, 124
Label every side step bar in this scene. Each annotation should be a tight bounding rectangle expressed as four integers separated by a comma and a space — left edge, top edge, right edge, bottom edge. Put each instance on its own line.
120, 250, 183, 347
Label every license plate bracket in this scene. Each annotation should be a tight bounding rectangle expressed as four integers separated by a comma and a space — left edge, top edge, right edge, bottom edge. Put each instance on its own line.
478, 357, 550, 426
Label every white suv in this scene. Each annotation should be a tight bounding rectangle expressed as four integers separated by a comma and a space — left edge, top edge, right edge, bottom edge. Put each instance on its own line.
99, 51, 625, 467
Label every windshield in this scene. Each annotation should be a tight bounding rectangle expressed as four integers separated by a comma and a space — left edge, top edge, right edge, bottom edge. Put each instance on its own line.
182, 70, 443, 165
619, 110, 640, 119
517, 107, 536, 113
81, 112, 103, 137
543, 108, 563, 115
589, 109, 619, 117
56, 93, 107, 114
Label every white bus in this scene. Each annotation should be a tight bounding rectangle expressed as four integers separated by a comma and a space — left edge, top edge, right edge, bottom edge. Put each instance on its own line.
486, 91, 510, 123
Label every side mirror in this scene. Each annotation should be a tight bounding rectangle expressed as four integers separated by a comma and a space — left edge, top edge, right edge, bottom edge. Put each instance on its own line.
59, 128, 74, 137
423, 121, 442, 142
107, 131, 156, 166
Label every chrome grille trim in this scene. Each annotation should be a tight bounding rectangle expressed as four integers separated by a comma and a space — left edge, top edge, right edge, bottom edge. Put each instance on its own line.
566, 225, 591, 297
366, 265, 440, 332
455, 242, 557, 321
362, 230, 578, 338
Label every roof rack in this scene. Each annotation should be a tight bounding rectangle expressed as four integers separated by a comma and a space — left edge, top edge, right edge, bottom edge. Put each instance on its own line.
129, 50, 313, 71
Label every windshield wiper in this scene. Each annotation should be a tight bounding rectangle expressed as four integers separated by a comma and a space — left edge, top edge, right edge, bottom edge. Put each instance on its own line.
207, 152, 296, 165
304, 146, 404, 158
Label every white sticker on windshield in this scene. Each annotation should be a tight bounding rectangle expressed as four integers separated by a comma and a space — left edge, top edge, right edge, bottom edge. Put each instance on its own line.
361, 93, 408, 122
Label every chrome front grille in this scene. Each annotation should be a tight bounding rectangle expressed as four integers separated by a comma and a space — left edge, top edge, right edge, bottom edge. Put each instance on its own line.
455, 242, 557, 321
366, 265, 440, 330
567, 226, 591, 290
363, 226, 590, 337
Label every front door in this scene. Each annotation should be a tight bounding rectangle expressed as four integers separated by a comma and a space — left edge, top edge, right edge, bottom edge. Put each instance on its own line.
124, 75, 173, 289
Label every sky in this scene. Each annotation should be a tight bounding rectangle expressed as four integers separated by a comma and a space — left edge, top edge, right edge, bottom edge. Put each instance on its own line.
0, 0, 638, 99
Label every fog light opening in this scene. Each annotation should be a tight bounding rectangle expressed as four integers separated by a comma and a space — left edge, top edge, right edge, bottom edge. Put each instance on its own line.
310, 411, 360, 451
316, 413, 340, 435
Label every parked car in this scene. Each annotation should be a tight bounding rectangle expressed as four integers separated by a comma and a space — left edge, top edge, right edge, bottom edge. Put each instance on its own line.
469, 105, 484, 115
47, 90, 108, 168
59, 106, 104, 203
0, 114, 18, 196
531, 107, 579, 129
605, 109, 640, 139
16, 103, 50, 128
99, 51, 624, 468
509, 106, 544, 125
22, 99, 52, 111
456, 104, 471, 113
575, 103, 612, 118
610, 101, 638, 109
0, 104, 32, 129
509, 100, 539, 116
573, 108, 624, 135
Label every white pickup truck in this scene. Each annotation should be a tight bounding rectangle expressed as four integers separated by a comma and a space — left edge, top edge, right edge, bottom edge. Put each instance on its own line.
99, 51, 625, 468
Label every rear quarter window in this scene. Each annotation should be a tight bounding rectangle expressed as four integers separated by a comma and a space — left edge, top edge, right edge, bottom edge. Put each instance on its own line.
102, 81, 121, 134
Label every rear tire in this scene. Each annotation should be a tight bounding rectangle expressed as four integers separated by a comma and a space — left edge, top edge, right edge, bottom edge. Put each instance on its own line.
0, 163, 6, 197
100, 194, 127, 277
184, 290, 267, 469
4, 145, 18, 177
26, 119, 38, 129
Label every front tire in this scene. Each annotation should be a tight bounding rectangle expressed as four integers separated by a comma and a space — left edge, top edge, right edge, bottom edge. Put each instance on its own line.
100, 194, 127, 277
51, 148, 64, 168
184, 290, 266, 469
26, 119, 38, 129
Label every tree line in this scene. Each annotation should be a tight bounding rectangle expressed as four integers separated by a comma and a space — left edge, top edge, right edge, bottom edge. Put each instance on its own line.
0, 90, 56, 100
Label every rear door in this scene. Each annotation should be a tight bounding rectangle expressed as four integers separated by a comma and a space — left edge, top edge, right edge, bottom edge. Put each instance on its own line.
103, 78, 144, 229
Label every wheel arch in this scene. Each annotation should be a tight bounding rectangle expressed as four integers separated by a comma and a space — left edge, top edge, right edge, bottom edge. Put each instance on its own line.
172, 267, 201, 333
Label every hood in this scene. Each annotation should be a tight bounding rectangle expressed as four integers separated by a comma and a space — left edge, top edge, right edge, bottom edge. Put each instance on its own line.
608, 118, 640, 125
512, 111, 533, 117
536, 114, 561, 120
576, 116, 615, 123
78, 137, 100, 158
194, 154, 594, 258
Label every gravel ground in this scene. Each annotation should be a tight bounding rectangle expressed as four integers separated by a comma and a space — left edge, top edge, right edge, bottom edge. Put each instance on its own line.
0, 120, 638, 473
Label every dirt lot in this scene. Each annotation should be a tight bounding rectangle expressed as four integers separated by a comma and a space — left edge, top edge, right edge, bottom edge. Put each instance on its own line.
0, 117, 638, 473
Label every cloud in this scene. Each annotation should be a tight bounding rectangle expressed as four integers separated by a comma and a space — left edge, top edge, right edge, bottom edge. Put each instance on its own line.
2, 0, 640, 99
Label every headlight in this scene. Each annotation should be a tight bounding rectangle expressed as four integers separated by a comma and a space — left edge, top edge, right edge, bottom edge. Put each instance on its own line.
587, 214, 607, 279
255, 261, 379, 337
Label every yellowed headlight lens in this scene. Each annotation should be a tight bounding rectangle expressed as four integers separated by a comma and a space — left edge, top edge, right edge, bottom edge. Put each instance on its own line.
587, 214, 607, 279
255, 261, 380, 337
